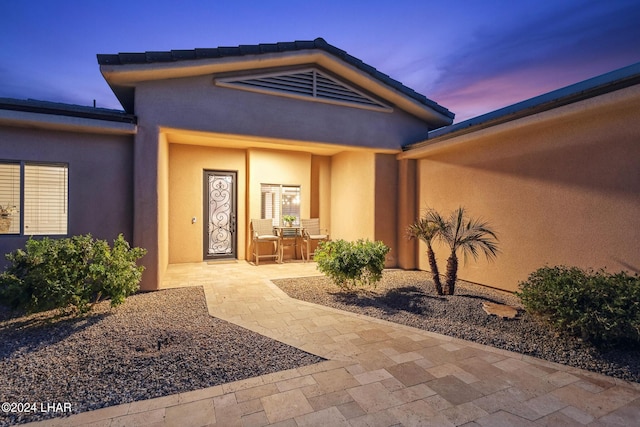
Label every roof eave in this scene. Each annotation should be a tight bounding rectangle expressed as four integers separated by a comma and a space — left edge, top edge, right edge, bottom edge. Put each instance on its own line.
402, 61, 640, 155
99, 44, 453, 126
0, 107, 136, 135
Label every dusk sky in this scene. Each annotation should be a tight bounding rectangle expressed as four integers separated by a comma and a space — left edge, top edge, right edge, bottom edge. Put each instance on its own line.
1, 0, 639, 123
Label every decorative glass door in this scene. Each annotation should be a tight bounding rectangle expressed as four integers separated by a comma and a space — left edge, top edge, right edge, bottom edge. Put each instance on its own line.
204, 170, 237, 259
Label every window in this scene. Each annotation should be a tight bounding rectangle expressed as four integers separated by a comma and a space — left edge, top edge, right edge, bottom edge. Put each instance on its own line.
0, 161, 68, 236
261, 184, 301, 226
0, 163, 20, 234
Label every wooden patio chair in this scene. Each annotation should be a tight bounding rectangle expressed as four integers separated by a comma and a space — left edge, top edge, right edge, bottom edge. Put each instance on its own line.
251, 219, 279, 265
300, 218, 329, 262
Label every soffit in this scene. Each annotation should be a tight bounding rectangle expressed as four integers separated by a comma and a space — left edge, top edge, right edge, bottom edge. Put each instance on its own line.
162, 127, 400, 156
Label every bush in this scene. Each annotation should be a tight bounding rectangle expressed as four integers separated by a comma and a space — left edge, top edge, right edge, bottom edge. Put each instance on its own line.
0, 234, 146, 314
314, 239, 390, 290
516, 266, 640, 347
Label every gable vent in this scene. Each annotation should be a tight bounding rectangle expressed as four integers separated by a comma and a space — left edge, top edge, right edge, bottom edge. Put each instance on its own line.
215, 68, 392, 112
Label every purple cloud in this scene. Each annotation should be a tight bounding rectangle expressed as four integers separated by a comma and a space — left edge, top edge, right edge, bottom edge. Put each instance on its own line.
426, 1, 640, 121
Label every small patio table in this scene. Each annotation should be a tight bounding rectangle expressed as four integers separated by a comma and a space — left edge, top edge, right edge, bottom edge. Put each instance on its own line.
275, 226, 302, 263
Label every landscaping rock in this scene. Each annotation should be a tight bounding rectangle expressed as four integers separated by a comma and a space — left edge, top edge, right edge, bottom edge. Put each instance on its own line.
0, 287, 324, 427
481, 301, 519, 319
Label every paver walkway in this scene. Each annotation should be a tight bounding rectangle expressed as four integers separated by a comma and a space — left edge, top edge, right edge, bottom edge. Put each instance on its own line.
26, 261, 640, 426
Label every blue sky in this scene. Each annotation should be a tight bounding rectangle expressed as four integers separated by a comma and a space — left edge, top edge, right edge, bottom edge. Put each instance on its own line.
1, 0, 639, 122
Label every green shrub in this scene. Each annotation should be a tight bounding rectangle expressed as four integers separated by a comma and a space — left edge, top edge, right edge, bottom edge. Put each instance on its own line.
314, 239, 390, 290
0, 234, 146, 314
516, 266, 640, 347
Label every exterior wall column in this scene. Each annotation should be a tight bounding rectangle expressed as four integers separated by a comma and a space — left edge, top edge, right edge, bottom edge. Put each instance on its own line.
374, 154, 399, 267
396, 158, 417, 269
133, 125, 161, 291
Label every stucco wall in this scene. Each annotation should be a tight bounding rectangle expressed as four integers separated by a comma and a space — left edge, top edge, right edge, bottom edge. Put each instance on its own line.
130, 73, 424, 284
0, 125, 134, 268
415, 87, 640, 291
168, 144, 247, 263
247, 149, 311, 260
396, 159, 418, 269
310, 155, 331, 230
133, 125, 161, 291
133, 75, 432, 150
158, 133, 169, 285
375, 154, 399, 266
330, 151, 375, 241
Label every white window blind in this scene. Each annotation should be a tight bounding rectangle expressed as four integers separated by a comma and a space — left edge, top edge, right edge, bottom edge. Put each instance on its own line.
24, 164, 68, 235
0, 163, 20, 234
260, 184, 300, 226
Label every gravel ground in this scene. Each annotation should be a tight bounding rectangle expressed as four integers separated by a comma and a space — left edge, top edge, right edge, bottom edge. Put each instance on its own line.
273, 270, 640, 384
0, 287, 324, 427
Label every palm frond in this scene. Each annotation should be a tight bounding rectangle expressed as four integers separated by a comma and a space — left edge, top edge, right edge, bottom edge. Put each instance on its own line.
407, 208, 445, 246
445, 207, 500, 264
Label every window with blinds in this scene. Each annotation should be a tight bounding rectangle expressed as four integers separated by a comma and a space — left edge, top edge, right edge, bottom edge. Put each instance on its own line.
24, 164, 68, 235
0, 163, 20, 234
0, 161, 68, 236
260, 184, 301, 226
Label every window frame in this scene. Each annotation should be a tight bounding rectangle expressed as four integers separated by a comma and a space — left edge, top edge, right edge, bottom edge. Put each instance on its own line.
0, 160, 69, 237
260, 183, 301, 227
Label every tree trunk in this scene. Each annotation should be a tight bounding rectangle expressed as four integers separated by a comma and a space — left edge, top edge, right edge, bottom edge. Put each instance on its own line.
445, 253, 458, 295
426, 245, 443, 296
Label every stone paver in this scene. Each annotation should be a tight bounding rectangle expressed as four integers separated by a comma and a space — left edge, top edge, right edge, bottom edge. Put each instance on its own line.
24, 261, 640, 426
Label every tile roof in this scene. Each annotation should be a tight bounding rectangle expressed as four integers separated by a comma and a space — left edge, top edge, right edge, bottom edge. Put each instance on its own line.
0, 98, 136, 124
97, 38, 454, 120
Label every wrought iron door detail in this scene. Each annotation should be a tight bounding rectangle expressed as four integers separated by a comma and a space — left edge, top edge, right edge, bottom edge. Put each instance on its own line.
206, 172, 236, 257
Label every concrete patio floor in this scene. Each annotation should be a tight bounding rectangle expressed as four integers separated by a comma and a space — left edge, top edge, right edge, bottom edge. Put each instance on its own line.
25, 261, 640, 426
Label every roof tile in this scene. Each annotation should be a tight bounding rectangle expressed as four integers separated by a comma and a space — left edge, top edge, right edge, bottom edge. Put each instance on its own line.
194, 48, 221, 59
146, 51, 174, 62
118, 53, 147, 64
171, 50, 197, 60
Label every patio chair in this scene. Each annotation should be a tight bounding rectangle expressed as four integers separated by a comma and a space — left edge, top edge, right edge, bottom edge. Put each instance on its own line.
251, 219, 279, 265
300, 218, 329, 262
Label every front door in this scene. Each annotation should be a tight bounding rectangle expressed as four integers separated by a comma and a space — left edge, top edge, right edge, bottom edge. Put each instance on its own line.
204, 170, 237, 259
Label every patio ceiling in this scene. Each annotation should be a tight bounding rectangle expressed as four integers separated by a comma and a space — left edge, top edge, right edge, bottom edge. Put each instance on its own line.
162, 127, 400, 156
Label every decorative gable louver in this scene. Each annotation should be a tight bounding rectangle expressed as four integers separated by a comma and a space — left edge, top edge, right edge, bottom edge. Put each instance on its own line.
215, 68, 392, 112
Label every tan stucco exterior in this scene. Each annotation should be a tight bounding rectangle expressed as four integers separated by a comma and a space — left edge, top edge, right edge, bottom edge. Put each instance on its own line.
124, 53, 431, 289
3, 42, 637, 295
168, 144, 247, 263
396, 159, 418, 270
311, 155, 332, 230
403, 84, 640, 291
248, 149, 312, 260
374, 154, 399, 266
330, 151, 376, 241
0, 124, 134, 269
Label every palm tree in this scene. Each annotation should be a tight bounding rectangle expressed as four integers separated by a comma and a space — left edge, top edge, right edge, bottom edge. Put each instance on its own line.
437, 207, 499, 295
407, 209, 445, 296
